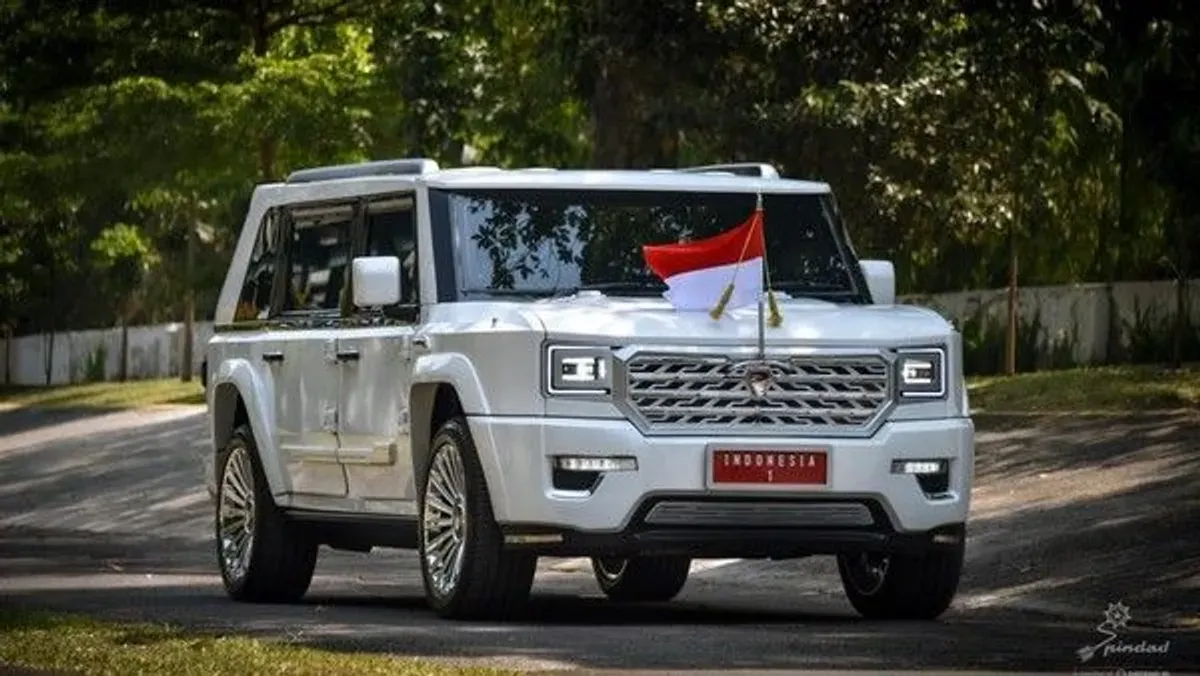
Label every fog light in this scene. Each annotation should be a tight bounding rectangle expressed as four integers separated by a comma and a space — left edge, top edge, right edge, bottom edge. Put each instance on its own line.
553, 456, 637, 472
891, 459, 948, 475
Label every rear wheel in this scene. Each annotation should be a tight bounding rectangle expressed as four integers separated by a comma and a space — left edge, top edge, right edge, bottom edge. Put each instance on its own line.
591, 556, 691, 602
216, 425, 317, 603
836, 540, 964, 620
418, 417, 537, 619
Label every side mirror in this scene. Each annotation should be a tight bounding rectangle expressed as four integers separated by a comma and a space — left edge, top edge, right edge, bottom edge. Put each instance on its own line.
859, 260, 895, 305
351, 256, 401, 308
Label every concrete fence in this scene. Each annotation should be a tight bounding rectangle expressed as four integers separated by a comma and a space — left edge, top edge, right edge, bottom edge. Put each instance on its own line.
2, 278, 1196, 386
2, 322, 215, 386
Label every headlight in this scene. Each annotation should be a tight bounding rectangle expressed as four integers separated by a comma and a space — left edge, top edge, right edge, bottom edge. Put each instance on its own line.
545, 345, 613, 396
896, 348, 946, 399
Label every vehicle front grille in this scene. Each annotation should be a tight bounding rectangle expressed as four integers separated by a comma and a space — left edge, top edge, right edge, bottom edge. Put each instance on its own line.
642, 500, 877, 528
621, 352, 891, 435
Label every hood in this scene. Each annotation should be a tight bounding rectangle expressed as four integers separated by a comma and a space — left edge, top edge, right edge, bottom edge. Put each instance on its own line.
525, 292, 953, 347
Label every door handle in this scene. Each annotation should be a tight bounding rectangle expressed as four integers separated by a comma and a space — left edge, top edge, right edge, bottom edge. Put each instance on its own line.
262, 351, 284, 363
336, 349, 360, 362
411, 336, 430, 349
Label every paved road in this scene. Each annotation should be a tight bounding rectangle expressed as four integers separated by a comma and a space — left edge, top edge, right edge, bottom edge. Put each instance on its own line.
1, 406, 1197, 673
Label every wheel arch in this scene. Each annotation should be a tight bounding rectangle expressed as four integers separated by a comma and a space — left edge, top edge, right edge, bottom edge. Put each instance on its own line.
209, 359, 290, 497
410, 379, 509, 519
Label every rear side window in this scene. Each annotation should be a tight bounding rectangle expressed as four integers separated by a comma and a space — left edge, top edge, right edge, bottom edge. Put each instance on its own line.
235, 209, 281, 321
283, 205, 355, 314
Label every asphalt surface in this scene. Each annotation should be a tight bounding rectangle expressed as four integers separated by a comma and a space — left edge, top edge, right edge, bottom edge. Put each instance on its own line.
1, 405, 1197, 673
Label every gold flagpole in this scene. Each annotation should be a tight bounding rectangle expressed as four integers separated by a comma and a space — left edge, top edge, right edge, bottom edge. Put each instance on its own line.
763, 193, 783, 328
709, 197, 758, 321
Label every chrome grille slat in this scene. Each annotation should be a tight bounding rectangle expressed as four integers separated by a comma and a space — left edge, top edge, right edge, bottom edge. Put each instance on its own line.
643, 501, 876, 528
622, 352, 892, 434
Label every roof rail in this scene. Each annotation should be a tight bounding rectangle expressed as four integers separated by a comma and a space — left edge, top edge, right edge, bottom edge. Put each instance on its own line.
285, 158, 440, 184
678, 162, 780, 179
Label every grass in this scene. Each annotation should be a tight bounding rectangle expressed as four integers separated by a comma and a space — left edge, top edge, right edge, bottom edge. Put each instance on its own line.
967, 363, 1200, 413
0, 378, 205, 410
0, 608, 509, 676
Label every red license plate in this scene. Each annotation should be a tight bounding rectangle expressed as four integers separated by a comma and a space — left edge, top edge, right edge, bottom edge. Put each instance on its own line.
710, 450, 828, 485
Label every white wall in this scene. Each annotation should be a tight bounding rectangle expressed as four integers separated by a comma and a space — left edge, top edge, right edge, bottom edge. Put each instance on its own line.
1, 278, 1196, 386
2, 322, 214, 386
904, 279, 1200, 365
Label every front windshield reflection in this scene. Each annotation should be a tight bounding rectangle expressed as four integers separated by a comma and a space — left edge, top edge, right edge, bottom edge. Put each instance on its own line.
443, 188, 862, 300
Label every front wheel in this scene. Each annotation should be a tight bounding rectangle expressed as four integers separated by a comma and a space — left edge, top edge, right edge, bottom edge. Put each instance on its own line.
836, 540, 964, 620
418, 417, 537, 619
591, 556, 691, 602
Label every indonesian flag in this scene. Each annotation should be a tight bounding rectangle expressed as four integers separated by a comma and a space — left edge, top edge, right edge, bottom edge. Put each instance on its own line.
642, 199, 765, 313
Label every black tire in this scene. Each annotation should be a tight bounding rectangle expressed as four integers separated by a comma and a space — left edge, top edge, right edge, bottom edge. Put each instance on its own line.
836, 541, 964, 620
418, 417, 537, 620
591, 556, 691, 602
215, 424, 318, 603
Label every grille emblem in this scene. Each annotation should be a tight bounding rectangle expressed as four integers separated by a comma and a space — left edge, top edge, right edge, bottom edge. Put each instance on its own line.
738, 362, 777, 399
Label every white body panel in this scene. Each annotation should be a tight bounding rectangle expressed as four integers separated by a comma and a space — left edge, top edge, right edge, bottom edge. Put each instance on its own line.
468, 415, 973, 533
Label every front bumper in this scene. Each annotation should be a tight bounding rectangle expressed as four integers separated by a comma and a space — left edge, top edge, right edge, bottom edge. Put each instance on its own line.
468, 415, 974, 555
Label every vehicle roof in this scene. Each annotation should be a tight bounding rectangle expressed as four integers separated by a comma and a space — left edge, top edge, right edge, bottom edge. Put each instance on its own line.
422, 167, 831, 194
257, 163, 831, 204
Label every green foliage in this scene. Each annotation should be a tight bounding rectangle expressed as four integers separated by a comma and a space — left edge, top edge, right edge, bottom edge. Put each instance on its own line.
79, 344, 108, 383
1119, 297, 1200, 365
0, 0, 1197, 349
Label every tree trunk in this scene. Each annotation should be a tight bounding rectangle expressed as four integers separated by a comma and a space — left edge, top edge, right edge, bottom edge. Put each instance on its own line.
119, 319, 129, 382
1005, 224, 1019, 376
182, 221, 195, 383
3, 325, 10, 385
253, 16, 277, 181
1172, 208, 1189, 370
43, 330, 54, 386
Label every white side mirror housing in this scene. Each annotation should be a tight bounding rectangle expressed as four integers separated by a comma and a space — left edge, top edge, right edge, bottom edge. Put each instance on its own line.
860, 260, 896, 305
351, 256, 401, 308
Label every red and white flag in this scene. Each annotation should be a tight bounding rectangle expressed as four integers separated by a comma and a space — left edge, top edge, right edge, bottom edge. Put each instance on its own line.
642, 200, 765, 313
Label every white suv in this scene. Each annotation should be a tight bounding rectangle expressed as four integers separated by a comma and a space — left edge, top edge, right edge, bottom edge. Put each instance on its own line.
202, 158, 974, 621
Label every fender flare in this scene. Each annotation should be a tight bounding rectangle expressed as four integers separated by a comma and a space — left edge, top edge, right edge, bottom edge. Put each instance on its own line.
409, 352, 510, 516
209, 358, 290, 497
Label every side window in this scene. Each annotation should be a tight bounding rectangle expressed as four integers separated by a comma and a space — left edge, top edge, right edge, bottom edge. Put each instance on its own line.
235, 209, 280, 321
282, 204, 355, 314
364, 196, 419, 308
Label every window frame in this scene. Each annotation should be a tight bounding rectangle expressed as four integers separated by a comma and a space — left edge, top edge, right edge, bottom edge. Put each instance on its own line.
233, 207, 285, 324
359, 192, 421, 324
247, 190, 420, 325
433, 187, 873, 305
274, 197, 361, 320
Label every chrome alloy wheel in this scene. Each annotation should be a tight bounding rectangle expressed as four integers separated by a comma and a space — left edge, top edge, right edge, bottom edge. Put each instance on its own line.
594, 557, 628, 582
842, 552, 890, 596
218, 445, 256, 583
422, 439, 469, 599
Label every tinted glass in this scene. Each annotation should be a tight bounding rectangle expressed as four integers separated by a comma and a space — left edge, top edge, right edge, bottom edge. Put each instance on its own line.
235, 209, 280, 321
365, 207, 419, 306
283, 219, 353, 313
444, 189, 862, 300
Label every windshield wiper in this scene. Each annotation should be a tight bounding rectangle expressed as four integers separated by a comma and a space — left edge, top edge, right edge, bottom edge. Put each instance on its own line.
576, 281, 665, 295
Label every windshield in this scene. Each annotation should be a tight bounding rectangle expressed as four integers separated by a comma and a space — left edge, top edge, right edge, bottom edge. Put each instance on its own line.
441, 188, 867, 302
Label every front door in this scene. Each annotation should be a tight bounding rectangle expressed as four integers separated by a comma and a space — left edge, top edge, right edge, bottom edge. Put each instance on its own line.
335, 193, 420, 511
336, 326, 415, 507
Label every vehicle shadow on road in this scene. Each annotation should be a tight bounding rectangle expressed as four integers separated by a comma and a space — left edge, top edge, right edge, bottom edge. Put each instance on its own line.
0, 407, 115, 440
963, 413, 1200, 627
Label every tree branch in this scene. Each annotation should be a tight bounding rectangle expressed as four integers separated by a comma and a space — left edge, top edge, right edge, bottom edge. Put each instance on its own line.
265, 0, 369, 35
